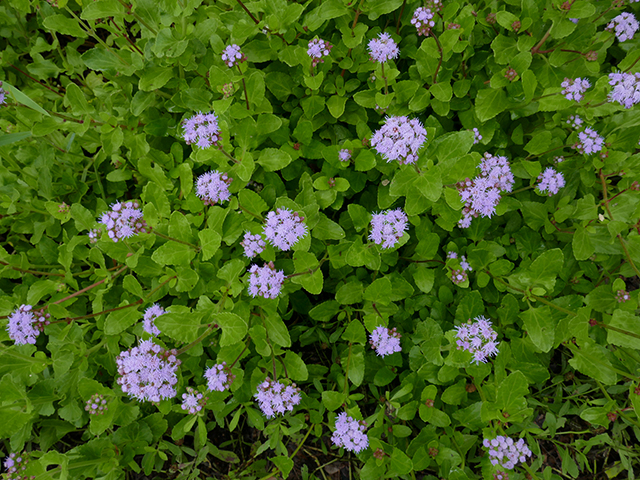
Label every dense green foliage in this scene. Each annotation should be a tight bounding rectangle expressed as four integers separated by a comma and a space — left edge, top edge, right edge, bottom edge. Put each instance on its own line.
2, 0, 640, 479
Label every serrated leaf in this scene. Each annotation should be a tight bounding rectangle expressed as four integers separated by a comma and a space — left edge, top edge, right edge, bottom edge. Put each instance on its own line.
154, 310, 204, 343
199, 229, 221, 261
215, 312, 248, 347
104, 307, 142, 335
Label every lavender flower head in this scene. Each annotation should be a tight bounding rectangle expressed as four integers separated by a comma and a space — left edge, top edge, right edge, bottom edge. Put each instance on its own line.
561, 77, 590, 102
7, 304, 50, 345
537, 167, 565, 196
608, 72, 640, 108
307, 38, 333, 67
0, 81, 6, 106
142, 303, 164, 337
455, 315, 499, 364
248, 262, 285, 299
450, 254, 472, 285
195, 171, 232, 206
607, 12, 639, 42
182, 111, 221, 149
3, 452, 31, 480
88, 228, 100, 244
99, 200, 148, 242
331, 412, 369, 453
369, 326, 402, 356
567, 115, 583, 130
369, 208, 409, 249
460, 256, 472, 272
367, 32, 399, 63
472, 127, 483, 145
616, 289, 631, 303
574, 127, 604, 155
221, 44, 246, 68
370, 115, 427, 165
181, 387, 207, 414
204, 362, 235, 392
457, 153, 514, 228
447, 251, 458, 259
241, 231, 266, 258
85, 393, 108, 415
483, 435, 532, 470
339, 149, 352, 162
254, 377, 301, 418
116, 340, 180, 403
411, 7, 436, 36
263, 208, 308, 251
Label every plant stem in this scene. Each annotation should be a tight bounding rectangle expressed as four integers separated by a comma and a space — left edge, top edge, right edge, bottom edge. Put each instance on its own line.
0, 260, 64, 277
396, 0, 406, 35
154, 231, 201, 251
432, 34, 443, 84
343, 343, 352, 395
381, 62, 389, 95
108, 17, 144, 55
219, 146, 241, 164
285, 254, 328, 279
617, 235, 640, 278
9, 64, 64, 97
238, 64, 250, 110
176, 289, 229, 355
531, 26, 552, 54
238, 204, 263, 220
594, 321, 640, 340
229, 343, 249, 369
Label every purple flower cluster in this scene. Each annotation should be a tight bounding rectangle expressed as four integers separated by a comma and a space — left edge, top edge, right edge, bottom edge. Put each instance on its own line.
99, 200, 148, 242
263, 208, 308, 251
204, 362, 235, 392
254, 377, 301, 418
181, 387, 207, 414
367, 32, 400, 63
142, 303, 164, 336
607, 12, 639, 42
608, 72, 640, 108
7, 305, 50, 345
241, 231, 266, 258
472, 127, 482, 145
370, 115, 427, 165
455, 316, 499, 364
457, 153, 514, 228
483, 436, 532, 470
561, 77, 590, 102
248, 262, 285, 299
411, 7, 436, 36
339, 149, 352, 162
369, 208, 408, 249
449, 252, 472, 285
369, 326, 402, 357
567, 115, 583, 130
116, 340, 180, 403
0, 81, 5, 106
331, 412, 369, 453
221, 44, 246, 68
3, 452, 30, 480
195, 171, 232, 206
85, 393, 108, 415
616, 289, 631, 303
182, 112, 221, 149
537, 167, 565, 196
88, 228, 100, 243
574, 127, 604, 155
307, 38, 333, 67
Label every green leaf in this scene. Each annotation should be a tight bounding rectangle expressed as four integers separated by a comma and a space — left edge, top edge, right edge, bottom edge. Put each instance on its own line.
104, 307, 142, 336
284, 351, 308, 381
322, 391, 346, 411
238, 189, 268, 215
198, 229, 221, 261
43, 14, 88, 37
568, 1, 595, 19
364, 277, 392, 306
414, 168, 443, 202
2, 82, 50, 116
342, 321, 366, 344
573, 226, 595, 261
65, 83, 92, 114
336, 281, 364, 305
300, 95, 325, 119
138, 67, 174, 91
312, 215, 345, 240
264, 314, 291, 347
348, 204, 370, 231
309, 301, 340, 322
414, 266, 435, 293
497, 371, 529, 414
327, 95, 347, 118
348, 346, 365, 386
215, 312, 248, 347
569, 343, 618, 385
0, 132, 32, 146
389, 448, 413, 476
517, 248, 564, 292
151, 241, 196, 266
257, 148, 292, 172
81, 0, 125, 20
155, 310, 204, 343
475, 88, 508, 122
430, 82, 452, 102
434, 131, 475, 163
519, 306, 554, 352
271, 457, 293, 478
607, 310, 640, 349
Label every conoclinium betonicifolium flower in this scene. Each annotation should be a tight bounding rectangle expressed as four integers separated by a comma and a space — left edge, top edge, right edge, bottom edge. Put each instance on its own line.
182, 111, 221, 149
367, 32, 399, 63
263, 207, 308, 251
370, 115, 427, 165
369, 208, 409, 249
560, 77, 590, 102
247, 261, 285, 299
607, 12, 639, 42
307, 38, 333, 67
7, 304, 50, 345
204, 362, 235, 392
455, 315, 499, 364
574, 127, 604, 155
608, 72, 640, 108
195, 170, 232, 206
99, 200, 148, 242
411, 7, 436, 36
338, 148, 352, 162
331, 412, 369, 453
116, 340, 180, 403
0, 81, 6, 106
85, 394, 108, 415
483, 435, 533, 470
369, 326, 402, 356
241, 231, 266, 258
254, 377, 301, 418
537, 167, 565, 196
221, 44, 246, 68
142, 303, 165, 336
181, 387, 207, 414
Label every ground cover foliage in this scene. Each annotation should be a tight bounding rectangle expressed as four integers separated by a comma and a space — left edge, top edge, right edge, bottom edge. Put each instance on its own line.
2, 0, 640, 479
